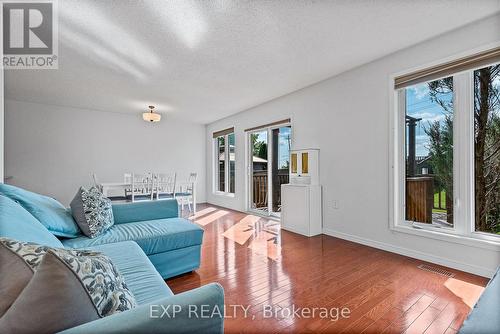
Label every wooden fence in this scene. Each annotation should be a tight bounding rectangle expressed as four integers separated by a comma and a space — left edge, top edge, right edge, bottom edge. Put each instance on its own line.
406, 175, 452, 224
406, 176, 434, 224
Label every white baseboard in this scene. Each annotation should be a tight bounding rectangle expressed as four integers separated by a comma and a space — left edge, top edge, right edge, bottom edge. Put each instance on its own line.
322, 228, 495, 278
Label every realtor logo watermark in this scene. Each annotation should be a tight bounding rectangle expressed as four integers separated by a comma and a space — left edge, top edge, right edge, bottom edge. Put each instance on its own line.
2, 0, 58, 69
150, 304, 351, 322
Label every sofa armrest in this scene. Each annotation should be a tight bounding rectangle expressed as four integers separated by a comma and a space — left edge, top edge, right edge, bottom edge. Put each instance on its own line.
60, 283, 224, 334
112, 199, 179, 224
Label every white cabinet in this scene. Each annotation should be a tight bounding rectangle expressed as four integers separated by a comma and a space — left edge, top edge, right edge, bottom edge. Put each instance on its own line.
290, 149, 319, 185
282, 148, 322, 237
281, 184, 322, 237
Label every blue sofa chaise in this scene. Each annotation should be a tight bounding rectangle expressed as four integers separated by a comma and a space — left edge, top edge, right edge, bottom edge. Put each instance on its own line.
0, 185, 224, 333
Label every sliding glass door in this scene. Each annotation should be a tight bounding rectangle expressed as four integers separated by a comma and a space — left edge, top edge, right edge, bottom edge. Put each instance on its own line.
250, 130, 269, 214
248, 124, 291, 217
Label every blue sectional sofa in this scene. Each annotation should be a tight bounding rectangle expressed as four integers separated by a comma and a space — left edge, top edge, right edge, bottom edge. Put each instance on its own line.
0, 185, 224, 333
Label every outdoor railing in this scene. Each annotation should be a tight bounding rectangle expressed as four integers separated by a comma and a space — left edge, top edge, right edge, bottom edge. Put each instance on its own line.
252, 171, 289, 209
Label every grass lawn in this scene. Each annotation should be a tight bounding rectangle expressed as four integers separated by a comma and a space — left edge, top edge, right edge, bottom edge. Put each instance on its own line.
433, 190, 446, 209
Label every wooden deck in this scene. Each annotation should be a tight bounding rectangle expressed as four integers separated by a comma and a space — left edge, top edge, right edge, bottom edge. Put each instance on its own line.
168, 204, 488, 333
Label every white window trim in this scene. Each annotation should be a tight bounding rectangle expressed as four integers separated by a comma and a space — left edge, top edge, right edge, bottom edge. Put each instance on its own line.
213, 132, 235, 196
389, 48, 500, 252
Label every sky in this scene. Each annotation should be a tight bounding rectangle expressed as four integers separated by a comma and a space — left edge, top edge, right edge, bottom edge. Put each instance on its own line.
406, 82, 452, 156
254, 127, 291, 169
406, 70, 500, 157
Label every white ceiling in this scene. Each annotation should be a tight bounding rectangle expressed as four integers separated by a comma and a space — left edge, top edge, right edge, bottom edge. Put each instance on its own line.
5, 0, 500, 124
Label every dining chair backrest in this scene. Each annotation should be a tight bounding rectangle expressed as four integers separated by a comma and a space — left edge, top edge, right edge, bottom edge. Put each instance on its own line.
186, 172, 197, 193
154, 172, 176, 200
90, 173, 103, 192
176, 172, 197, 213
91, 173, 99, 185
130, 172, 153, 201
123, 173, 132, 184
176, 172, 197, 195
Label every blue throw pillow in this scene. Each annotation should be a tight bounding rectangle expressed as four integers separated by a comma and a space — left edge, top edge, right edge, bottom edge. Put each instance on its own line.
0, 195, 63, 248
0, 184, 81, 238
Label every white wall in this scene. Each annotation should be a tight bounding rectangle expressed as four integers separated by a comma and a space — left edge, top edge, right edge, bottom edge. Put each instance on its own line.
1, 6, 4, 183
206, 15, 500, 277
5, 100, 206, 206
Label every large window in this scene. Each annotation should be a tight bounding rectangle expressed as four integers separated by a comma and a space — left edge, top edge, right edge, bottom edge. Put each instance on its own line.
214, 128, 235, 195
405, 77, 454, 228
392, 48, 500, 242
216, 136, 225, 192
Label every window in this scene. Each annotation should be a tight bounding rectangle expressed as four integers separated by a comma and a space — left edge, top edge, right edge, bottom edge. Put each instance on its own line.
405, 77, 454, 228
392, 47, 500, 243
216, 136, 225, 192
213, 128, 235, 194
229, 133, 235, 193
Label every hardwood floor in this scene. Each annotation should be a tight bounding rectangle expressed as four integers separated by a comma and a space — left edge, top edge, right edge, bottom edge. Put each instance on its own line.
168, 204, 488, 333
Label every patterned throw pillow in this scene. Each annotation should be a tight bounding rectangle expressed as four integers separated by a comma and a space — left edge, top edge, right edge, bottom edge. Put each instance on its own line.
70, 186, 114, 238
0, 238, 137, 327
48, 247, 137, 316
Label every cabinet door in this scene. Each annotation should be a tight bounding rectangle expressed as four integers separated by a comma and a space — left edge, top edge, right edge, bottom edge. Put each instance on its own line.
291, 153, 298, 174
301, 152, 309, 174
282, 185, 309, 235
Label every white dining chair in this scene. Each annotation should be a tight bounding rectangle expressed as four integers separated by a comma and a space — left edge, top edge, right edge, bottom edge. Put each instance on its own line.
123, 173, 132, 199
123, 173, 132, 184
176, 173, 197, 213
154, 173, 177, 200
126, 173, 153, 202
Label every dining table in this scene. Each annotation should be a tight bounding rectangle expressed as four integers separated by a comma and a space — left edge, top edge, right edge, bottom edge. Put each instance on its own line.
100, 181, 196, 213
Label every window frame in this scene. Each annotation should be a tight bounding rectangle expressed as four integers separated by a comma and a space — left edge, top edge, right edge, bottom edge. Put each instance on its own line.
389, 48, 500, 251
213, 131, 235, 196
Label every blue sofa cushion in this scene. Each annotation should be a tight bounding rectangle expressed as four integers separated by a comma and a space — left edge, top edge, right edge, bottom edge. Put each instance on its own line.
0, 184, 80, 238
112, 199, 179, 224
0, 195, 63, 248
87, 241, 173, 305
62, 218, 203, 256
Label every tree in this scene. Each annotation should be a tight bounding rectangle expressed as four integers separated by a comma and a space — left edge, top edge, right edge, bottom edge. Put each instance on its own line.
250, 133, 268, 160
474, 66, 500, 233
425, 78, 454, 222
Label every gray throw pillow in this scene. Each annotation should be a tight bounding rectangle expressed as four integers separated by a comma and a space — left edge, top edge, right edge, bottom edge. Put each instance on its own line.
0, 238, 49, 317
0, 238, 137, 334
70, 186, 114, 238
0, 251, 100, 334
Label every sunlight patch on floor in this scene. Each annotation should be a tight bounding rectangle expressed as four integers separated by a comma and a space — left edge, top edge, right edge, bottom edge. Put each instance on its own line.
188, 207, 217, 220
444, 277, 485, 308
247, 231, 282, 261
222, 215, 261, 245
193, 209, 229, 226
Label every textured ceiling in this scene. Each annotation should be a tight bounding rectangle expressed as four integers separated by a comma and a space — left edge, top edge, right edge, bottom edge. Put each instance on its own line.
5, 0, 500, 124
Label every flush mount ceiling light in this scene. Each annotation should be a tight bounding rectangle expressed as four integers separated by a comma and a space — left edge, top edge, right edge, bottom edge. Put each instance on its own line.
143, 105, 161, 122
